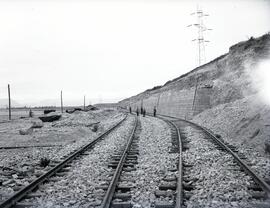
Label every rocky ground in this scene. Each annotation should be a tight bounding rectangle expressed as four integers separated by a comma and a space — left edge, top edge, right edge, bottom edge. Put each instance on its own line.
26, 115, 136, 208
1, 108, 269, 207
193, 95, 270, 183
181, 125, 260, 208
0, 109, 125, 202
130, 116, 178, 207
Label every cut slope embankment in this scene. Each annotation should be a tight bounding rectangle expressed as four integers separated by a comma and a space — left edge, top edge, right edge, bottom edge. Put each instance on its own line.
119, 33, 270, 154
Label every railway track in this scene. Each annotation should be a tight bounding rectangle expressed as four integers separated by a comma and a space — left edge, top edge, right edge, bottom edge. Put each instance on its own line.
157, 114, 270, 207
153, 118, 183, 208
100, 114, 182, 208
100, 115, 139, 207
2, 110, 269, 207
0, 114, 128, 208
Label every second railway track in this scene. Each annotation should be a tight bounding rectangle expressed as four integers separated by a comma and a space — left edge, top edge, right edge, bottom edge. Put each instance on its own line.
100, 115, 140, 207
0, 114, 129, 208
2, 111, 269, 208
101, 115, 182, 208
158, 114, 270, 208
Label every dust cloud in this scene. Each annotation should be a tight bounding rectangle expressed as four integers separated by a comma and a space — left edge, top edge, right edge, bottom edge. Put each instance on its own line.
250, 57, 270, 105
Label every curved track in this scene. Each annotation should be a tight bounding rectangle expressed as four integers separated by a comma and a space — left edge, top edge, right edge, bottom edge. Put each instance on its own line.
154, 117, 183, 208
157, 114, 270, 201
0, 115, 128, 208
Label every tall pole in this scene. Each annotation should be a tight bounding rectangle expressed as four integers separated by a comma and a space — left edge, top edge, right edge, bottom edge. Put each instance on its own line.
156, 94, 161, 110
8, 84, 11, 120
192, 76, 200, 114
187, 5, 211, 66
84, 95, 86, 111
61, 90, 63, 113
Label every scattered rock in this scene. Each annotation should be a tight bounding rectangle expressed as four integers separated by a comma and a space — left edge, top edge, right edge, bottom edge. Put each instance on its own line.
91, 124, 99, 132
12, 174, 18, 179
31, 120, 43, 128
19, 127, 33, 135
86, 105, 99, 111
39, 158, 51, 168
215, 134, 222, 139
2, 179, 13, 186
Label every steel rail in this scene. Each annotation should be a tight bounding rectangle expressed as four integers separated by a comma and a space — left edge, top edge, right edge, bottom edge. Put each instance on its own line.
157, 113, 270, 198
0, 144, 63, 149
159, 117, 183, 208
100, 115, 138, 208
0, 115, 128, 208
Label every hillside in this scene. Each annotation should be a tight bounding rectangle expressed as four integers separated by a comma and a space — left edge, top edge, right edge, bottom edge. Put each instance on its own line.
119, 33, 270, 154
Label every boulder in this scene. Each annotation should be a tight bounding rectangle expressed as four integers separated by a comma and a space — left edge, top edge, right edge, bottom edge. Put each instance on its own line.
44, 109, 56, 114
31, 120, 43, 128
19, 128, 33, 135
39, 115, 61, 122
86, 105, 99, 111
66, 108, 82, 114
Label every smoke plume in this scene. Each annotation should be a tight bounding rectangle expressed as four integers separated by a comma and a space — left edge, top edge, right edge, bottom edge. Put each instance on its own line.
250, 57, 270, 105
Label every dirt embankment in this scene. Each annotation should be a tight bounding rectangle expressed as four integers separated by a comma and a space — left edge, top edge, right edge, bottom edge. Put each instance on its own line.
119, 33, 270, 155
120, 33, 270, 108
193, 95, 270, 153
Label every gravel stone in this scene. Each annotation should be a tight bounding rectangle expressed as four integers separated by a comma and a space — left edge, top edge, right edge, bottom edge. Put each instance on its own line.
25, 115, 136, 207
129, 116, 178, 207
0, 109, 125, 202
182, 126, 258, 208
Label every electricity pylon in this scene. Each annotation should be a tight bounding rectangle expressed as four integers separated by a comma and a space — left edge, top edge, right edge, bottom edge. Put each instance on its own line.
187, 5, 212, 66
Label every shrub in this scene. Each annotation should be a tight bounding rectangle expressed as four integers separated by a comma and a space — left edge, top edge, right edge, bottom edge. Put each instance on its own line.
39, 157, 50, 167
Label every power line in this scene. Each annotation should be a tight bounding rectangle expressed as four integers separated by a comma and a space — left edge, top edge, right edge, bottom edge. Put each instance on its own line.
187, 5, 212, 66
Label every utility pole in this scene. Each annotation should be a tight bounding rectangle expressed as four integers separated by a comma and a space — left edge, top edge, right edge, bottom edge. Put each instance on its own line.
60, 90, 63, 113
191, 76, 200, 113
84, 95, 86, 111
156, 94, 161, 110
187, 5, 211, 66
8, 84, 11, 120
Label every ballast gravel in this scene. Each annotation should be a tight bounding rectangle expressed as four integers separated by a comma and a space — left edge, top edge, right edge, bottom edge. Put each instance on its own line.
0, 110, 125, 202
182, 125, 258, 208
130, 116, 178, 208
27, 115, 136, 208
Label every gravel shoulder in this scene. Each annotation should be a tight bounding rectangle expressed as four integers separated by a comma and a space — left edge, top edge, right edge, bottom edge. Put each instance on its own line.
181, 125, 257, 208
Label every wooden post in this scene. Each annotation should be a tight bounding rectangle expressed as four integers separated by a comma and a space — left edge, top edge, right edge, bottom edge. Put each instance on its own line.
156, 93, 161, 110
191, 76, 200, 114
84, 95, 86, 111
61, 90, 63, 113
8, 84, 11, 120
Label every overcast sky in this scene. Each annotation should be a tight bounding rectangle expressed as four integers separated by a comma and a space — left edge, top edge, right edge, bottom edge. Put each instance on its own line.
0, 0, 269, 106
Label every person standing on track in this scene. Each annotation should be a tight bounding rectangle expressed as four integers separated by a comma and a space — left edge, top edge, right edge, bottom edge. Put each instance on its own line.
136, 108, 139, 116
143, 108, 146, 117
129, 106, 132, 114
153, 107, 156, 117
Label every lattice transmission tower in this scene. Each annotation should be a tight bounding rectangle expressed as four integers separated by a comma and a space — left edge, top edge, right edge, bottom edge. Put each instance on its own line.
187, 5, 212, 66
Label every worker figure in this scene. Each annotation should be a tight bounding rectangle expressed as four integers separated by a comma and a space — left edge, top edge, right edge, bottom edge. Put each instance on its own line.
136, 108, 139, 116
153, 107, 156, 117
29, 109, 33, 117
143, 108, 146, 117
129, 106, 132, 114
140, 106, 143, 115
